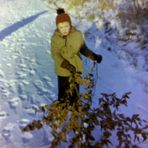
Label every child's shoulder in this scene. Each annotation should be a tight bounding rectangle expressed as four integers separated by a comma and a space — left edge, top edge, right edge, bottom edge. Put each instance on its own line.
71, 26, 83, 37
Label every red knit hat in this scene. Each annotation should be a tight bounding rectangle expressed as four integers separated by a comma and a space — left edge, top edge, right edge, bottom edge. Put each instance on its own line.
56, 8, 71, 25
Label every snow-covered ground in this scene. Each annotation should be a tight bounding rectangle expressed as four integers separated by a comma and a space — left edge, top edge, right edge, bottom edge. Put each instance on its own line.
0, 0, 147, 147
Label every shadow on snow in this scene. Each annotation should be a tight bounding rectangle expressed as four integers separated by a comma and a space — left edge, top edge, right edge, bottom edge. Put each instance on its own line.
0, 10, 48, 41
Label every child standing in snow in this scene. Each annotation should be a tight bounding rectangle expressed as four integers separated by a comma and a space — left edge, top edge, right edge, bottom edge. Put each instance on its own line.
51, 8, 102, 105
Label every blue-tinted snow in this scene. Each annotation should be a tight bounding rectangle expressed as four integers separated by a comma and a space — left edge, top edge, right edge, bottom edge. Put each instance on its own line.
0, 0, 147, 147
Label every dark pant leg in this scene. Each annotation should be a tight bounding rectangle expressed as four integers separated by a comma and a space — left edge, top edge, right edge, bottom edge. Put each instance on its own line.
58, 76, 69, 102
58, 76, 79, 105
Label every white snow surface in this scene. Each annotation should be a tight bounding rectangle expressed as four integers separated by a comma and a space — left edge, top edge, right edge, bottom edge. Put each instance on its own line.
0, 0, 147, 147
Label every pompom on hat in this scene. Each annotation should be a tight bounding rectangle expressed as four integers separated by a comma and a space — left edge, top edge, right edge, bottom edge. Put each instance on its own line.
56, 8, 71, 25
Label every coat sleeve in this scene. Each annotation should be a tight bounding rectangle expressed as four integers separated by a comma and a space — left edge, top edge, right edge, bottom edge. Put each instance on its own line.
80, 43, 95, 61
51, 37, 63, 66
78, 33, 96, 60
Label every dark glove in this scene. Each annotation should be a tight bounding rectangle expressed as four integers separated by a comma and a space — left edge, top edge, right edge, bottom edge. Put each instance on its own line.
61, 59, 76, 74
93, 53, 102, 63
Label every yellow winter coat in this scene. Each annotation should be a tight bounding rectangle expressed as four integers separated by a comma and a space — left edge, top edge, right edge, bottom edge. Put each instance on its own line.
51, 26, 84, 76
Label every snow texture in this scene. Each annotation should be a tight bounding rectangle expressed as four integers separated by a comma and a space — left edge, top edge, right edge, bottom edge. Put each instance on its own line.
0, 0, 147, 147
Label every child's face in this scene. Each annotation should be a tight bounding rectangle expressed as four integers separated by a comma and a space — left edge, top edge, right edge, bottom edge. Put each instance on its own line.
57, 21, 70, 36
